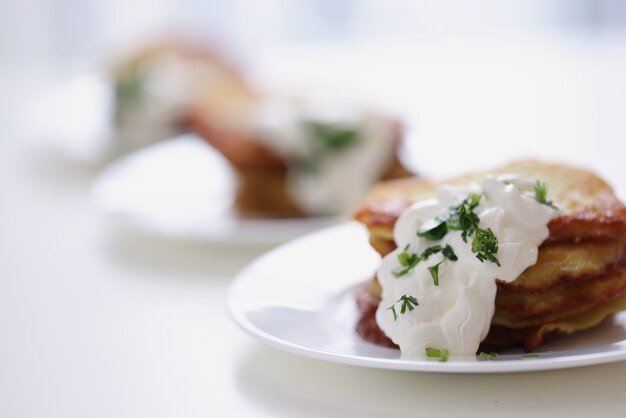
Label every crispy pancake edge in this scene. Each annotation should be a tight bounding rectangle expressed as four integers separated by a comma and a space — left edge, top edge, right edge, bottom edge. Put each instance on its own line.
354, 159, 626, 244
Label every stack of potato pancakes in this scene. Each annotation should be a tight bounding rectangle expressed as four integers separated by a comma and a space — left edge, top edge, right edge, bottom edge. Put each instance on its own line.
190, 102, 411, 218
353, 160, 626, 352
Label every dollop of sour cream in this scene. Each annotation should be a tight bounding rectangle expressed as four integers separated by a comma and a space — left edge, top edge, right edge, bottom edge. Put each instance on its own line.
376, 175, 557, 359
243, 95, 397, 215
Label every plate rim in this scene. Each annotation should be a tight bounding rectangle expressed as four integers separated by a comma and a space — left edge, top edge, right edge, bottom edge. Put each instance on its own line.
90, 134, 345, 245
228, 221, 626, 373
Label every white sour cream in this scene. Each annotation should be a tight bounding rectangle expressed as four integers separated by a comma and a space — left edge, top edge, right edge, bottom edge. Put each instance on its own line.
243, 95, 397, 215
376, 175, 556, 359
116, 53, 243, 150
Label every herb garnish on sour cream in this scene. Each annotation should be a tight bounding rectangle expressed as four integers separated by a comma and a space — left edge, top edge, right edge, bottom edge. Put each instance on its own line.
425, 347, 450, 362
375, 175, 557, 360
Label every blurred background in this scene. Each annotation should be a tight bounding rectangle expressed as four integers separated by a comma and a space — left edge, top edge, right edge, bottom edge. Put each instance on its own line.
2, 2, 626, 417
4, 0, 626, 72
2, 0, 626, 178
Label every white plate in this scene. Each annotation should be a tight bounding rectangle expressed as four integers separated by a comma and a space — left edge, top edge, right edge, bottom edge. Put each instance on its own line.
229, 222, 626, 373
91, 134, 343, 245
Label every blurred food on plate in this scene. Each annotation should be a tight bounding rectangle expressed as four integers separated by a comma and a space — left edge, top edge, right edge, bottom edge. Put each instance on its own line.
111, 38, 255, 153
26, 36, 254, 164
189, 92, 413, 218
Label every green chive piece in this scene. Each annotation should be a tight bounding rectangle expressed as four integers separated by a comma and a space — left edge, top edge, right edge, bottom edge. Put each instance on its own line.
534, 179, 558, 209
398, 295, 419, 314
425, 347, 449, 362
387, 305, 398, 321
478, 352, 497, 361
427, 261, 444, 286
534, 180, 548, 204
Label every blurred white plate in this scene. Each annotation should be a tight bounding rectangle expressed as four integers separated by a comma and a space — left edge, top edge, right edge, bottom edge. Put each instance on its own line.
92, 134, 344, 245
229, 222, 626, 373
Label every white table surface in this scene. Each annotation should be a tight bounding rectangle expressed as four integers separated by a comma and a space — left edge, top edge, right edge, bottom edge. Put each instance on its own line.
2, 37, 626, 417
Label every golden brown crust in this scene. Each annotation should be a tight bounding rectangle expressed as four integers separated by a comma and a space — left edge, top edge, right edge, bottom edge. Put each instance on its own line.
353, 160, 626, 353
355, 272, 626, 352
234, 167, 306, 218
354, 282, 396, 348
228, 154, 412, 218
354, 159, 626, 246
497, 239, 625, 292
494, 266, 626, 324
190, 115, 287, 171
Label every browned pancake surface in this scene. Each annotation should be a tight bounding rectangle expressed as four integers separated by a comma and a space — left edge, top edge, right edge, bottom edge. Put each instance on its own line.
354, 160, 626, 245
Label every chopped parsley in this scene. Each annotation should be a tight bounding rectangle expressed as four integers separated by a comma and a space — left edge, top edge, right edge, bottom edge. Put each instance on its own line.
471, 227, 501, 266
393, 245, 421, 277
446, 193, 482, 242
534, 180, 557, 208
421, 244, 457, 261
425, 347, 449, 362
417, 193, 482, 243
393, 244, 457, 277
478, 352, 497, 361
420, 245, 443, 259
304, 121, 360, 152
296, 121, 361, 173
427, 261, 444, 286
441, 244, 458, 261
417, 218, 448, 240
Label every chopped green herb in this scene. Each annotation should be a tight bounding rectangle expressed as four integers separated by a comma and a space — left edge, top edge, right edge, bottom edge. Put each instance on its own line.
304, 121, 360, 151
427, 261, 444, 286
398, 295, 419, 314
471, 227, 501, 266
416, 193, 482, 243
521, 353, 539, 359
425, 347, 449, 362
393, 244, 457, 278
397, 251, 411, 266
534, 180, 557, 209
296, 121, 361, 174
420, 245, 443, 259
478, 352, 497, 360
115, 69, 146, 122
417, 218, 448, 240
419, 244, 458, 261
392, 248, 421, 277
447, 193, 482, 242
534, 180, 548, 204
441, 244, 458, 261
387, 295, 419, 321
